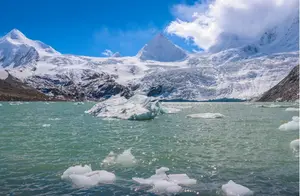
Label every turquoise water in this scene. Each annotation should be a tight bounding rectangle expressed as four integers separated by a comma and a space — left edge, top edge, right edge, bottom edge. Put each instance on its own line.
0, 102, 298, 196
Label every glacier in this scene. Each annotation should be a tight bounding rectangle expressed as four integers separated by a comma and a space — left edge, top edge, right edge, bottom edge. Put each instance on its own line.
0, 10, 299, 102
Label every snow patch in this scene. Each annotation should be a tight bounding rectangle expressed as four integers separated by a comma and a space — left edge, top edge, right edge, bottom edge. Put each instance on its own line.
187, 113, 224, 119
132, 167, 196, 194
0, 69, 8, 80
222, 180, 254, 196
278, 116, 299, 131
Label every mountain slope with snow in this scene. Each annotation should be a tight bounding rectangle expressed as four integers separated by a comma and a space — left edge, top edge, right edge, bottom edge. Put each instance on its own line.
0, 21, 298, 101
0, 29, 60, 68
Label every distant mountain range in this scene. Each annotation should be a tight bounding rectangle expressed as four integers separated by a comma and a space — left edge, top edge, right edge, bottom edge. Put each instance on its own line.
0, 10, 299, 101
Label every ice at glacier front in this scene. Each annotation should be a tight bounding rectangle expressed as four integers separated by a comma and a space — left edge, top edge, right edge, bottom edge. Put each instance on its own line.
86, 94, 165, 120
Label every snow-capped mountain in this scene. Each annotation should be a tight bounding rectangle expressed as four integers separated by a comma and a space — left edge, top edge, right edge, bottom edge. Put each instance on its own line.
0, 29, 60, 68
137, 33, 187, 62
0, 18, 298, 101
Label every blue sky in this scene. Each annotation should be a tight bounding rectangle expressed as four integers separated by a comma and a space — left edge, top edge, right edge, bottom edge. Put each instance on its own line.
0, 0, 199, 57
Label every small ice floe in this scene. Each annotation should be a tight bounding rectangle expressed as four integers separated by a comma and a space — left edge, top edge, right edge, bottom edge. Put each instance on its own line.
278, 116, 299, 131
61, 164, 92, 180
163, 107, 181, 114
186, 113, 224, 119
86, 94, 165, 120
0, 103, 2, 106
61, 164, 116, 188
290, 139, 299, 153
74, 102, 84, 105
101, 148, 137, 167
285, 108, 299, 112
9, 102, 23, 106
42, 124, 51, 127
48, 118, 61, 121
132, 167, 196, 194
258, 104, 292, 108
221, 180, 254, 196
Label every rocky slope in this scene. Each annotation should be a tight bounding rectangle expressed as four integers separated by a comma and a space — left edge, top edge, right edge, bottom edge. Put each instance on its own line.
257, 65, 299, 102
0, 70, 52, 101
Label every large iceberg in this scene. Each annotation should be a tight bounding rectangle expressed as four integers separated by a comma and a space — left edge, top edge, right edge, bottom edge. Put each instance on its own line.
132, 167, 196, 194
86, 94, 165, 120
278, 116, 299, 131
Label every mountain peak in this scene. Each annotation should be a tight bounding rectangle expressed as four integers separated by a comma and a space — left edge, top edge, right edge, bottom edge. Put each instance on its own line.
1, 28, 61, 56
137, 33, 187, 62
5, 29, 27, 41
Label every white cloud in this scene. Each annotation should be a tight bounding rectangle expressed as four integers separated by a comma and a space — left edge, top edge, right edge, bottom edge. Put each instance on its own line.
102, 49, 114, 57
166, 0, 299, 50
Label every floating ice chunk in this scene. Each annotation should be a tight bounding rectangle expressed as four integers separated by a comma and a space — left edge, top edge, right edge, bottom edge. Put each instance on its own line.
285, 108, 299, 112
69, 170, 116, 188
116, 148, 137, 166
149, 180, 182, 194
156, 167, 170, 174
86, 94, 165, 120
258, 104, 293, 108
101, 148, 137, 167
163, 107, 181, 114
48, 118, 61, 121
101, 151, 116, 166
278, 116, 299, 131
61, 164, 92, 180
222, 180, 254, 196
133, 167, 196, 194
187, 113, 224, 119
74, 102, 84, 105
42, 124, 51, 127
290, 139, 299, 152
168, 174, 197, 185
9, 102, 23, 105
0, 103, 2, 106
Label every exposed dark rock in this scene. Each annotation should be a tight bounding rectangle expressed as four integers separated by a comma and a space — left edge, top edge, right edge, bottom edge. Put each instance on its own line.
0, 71, 53, 101
257, 65, 299, 102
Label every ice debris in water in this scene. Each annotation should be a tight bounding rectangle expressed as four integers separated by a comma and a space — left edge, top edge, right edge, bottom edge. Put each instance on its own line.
61, 164, 116, 188
9, 102, 23, 105
285, 107, 299, 112
290, 139, 299, 154
186, 113, 224, 119
86, 94, 166, 120
278, 116, 299, 131
163, 107, 181, 114
0, 103, 2, 106
74, 102, 84, 105
221, 180, 254, 196
132, 167, 196, 194
61, 164, 92, 180
48, 118, 61, 121
101, 148, 137, 167
258, 104, 293, 108
42, 124, 51, 127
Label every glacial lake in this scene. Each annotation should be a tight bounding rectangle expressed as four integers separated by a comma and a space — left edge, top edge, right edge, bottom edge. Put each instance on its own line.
0, 102, 298, 196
